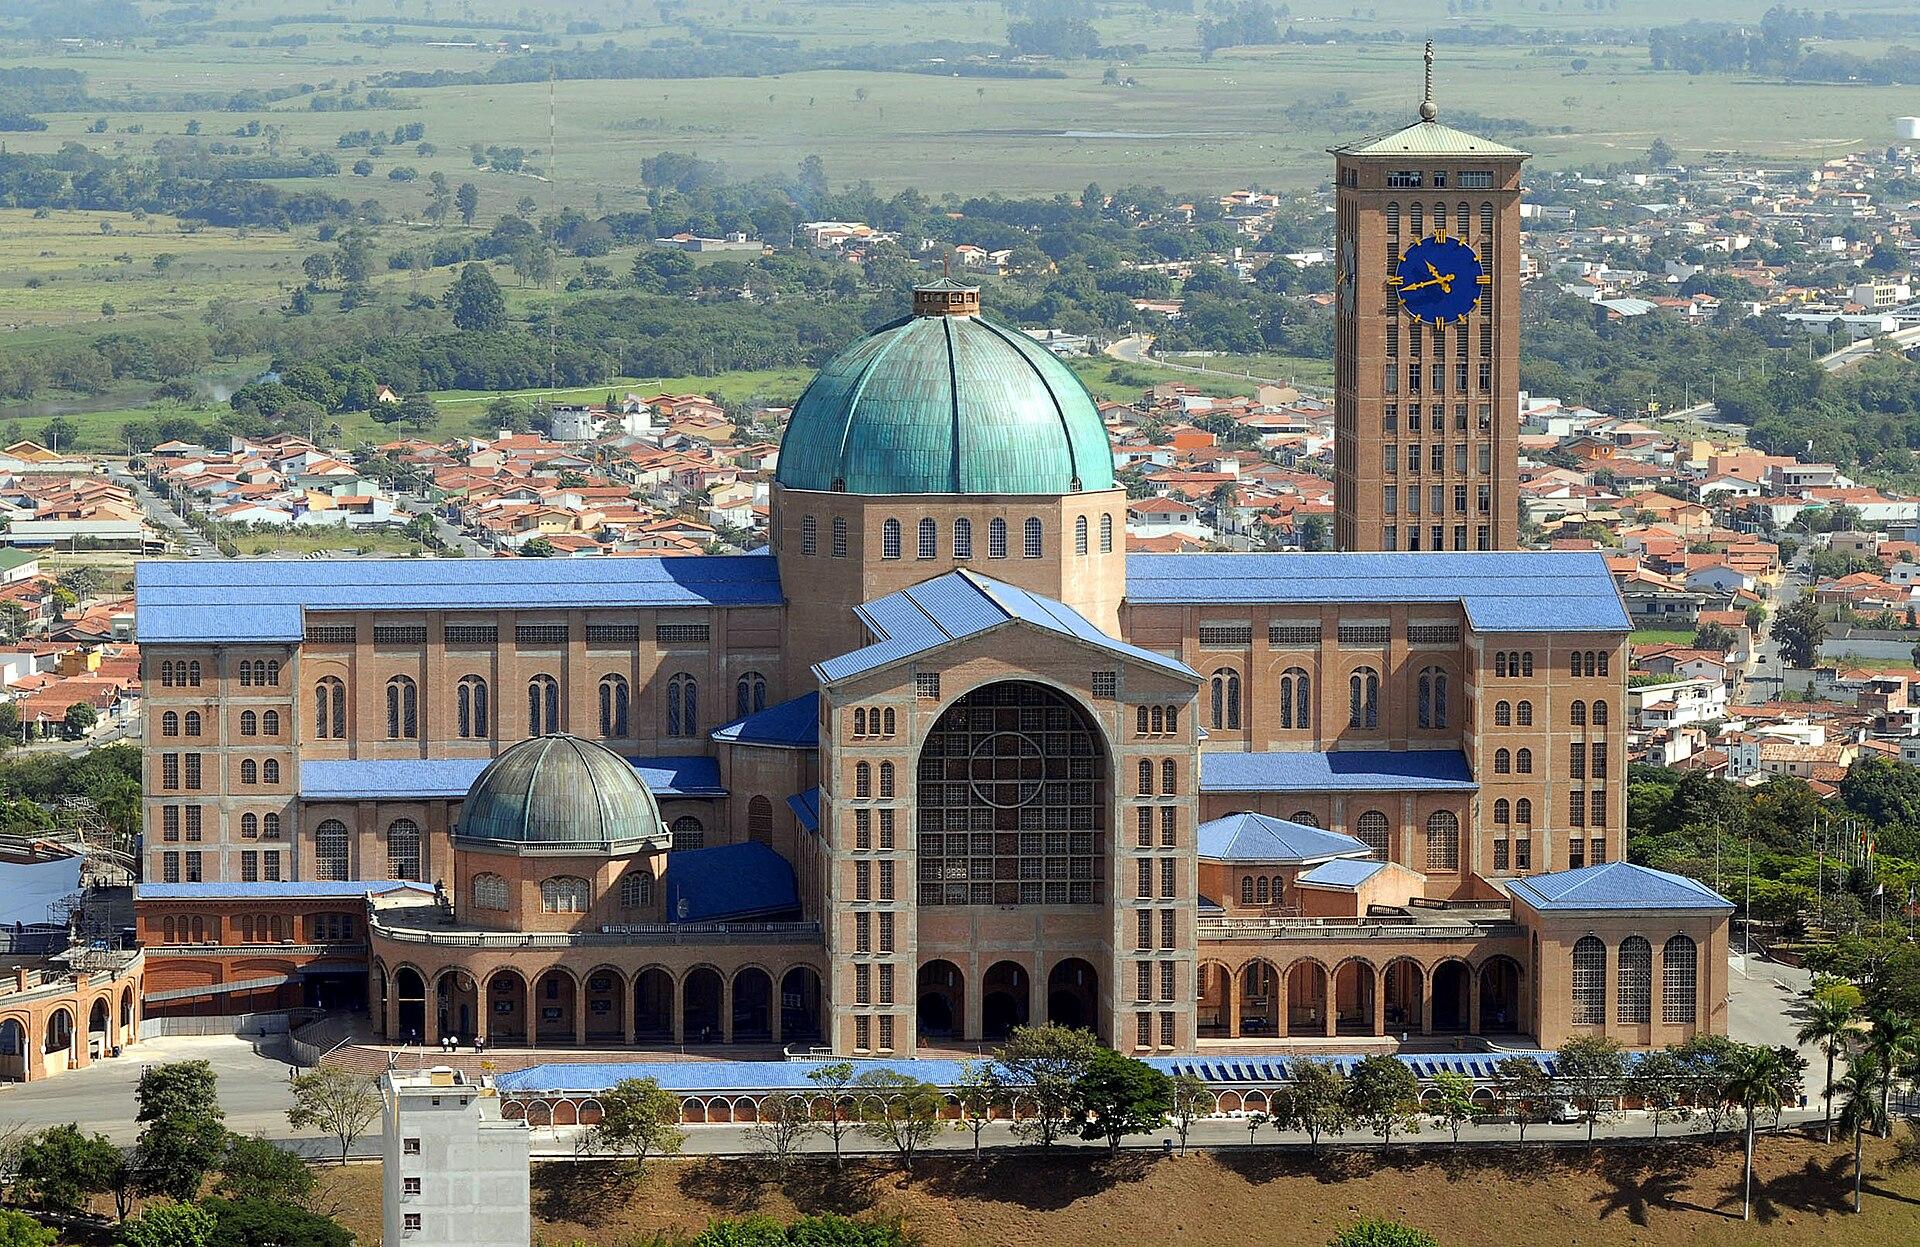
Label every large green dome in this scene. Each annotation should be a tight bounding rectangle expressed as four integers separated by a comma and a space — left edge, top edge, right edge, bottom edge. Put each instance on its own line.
457, 734, 665, 852
775, 284, 1115, 496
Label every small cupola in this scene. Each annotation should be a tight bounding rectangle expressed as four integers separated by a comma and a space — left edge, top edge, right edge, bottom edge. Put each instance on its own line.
912, 277, 981, 318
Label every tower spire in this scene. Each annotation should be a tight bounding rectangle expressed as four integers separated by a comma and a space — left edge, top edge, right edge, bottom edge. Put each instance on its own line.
1419, 40, 1437, 122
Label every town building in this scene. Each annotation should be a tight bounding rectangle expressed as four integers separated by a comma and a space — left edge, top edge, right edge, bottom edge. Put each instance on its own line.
381, 1066, 530, 1247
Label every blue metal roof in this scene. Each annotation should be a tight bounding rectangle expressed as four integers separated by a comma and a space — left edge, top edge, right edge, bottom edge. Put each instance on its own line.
710, 692, 818, 749
1125, 551, 1630, 633
1200, 749, 1476, 794
1509, 861, 1734, 912
662, 841, 798, 922
139, 880, 433, 901
134, 554, 784, 644
786, 787, 820, 832
0, 857, 81, 927
300, 755, 725, 801
1195, 812, 1371, 864
1296, 857, 1392, 889
817, 569, 1197, 684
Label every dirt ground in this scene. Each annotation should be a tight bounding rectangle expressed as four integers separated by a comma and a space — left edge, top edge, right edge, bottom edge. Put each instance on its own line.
300, 1132, 1920, 1247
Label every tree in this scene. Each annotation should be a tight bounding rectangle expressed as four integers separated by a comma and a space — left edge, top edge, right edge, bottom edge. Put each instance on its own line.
1329, 1220, 1440, 1247
1168, 1072, 1211, 1157
63, 702, 98, 737
286, 1066, 380, 1165
0, 1210, 55, 1247
136, 1061, 225, 1202
579, 1077, 683, 1172
1425, 1071, 1477, 1143
1863, 1008, 1916, 1134
804, 1061, 859, 1168
455, 181, 479, 225
1693, 621, 1738, 652
120, 1201, 216, 1247
393, 393, 439, 435
1772, 598, 1827, 669
1723, 1043, 1801, 1221
1492, 1056, 1553, 1142
13, 1124, 121, 1212
1836, 1051, 1889, 1213
197, 1198, 350, 1247
746, 1091, 818, 1168
332, 229, 374, 289
952, 1060, 1007, 1162
994, 1024, 1099, 1148
41, 417, 76, 453
1299, 513, 1330, 551
215, 1135, 314, 1207
1071, 1049, 1171, 1157
300, 253, 333, 291
1270, 1058, 1349, 1154
1555, 1036, 1627, 1142
854, 1070, 943, 1175
443, 263, 506, 332
1796, 986, 1861, 1142
1344, 1056, 1420, 1147
520, 535, 556, 557
1648, 137, 1676, 168
1624, 1048, 1691, 1139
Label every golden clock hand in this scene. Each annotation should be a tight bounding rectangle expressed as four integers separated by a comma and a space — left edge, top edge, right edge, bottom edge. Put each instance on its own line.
1400, 274, 1456, 294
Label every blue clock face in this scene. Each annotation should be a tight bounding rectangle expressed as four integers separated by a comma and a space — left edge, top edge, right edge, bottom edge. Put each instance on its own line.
1393, 234, 1486, 325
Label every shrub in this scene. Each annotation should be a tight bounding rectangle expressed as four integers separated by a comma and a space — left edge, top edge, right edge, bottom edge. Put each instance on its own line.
1330, 1219, 1440, 1247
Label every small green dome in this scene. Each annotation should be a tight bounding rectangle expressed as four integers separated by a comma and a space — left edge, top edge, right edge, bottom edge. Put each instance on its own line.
458, 735, 664, 852
776, 292, 1115, 496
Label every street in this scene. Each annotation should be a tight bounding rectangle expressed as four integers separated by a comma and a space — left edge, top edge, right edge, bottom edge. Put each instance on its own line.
394, 495, 491, 557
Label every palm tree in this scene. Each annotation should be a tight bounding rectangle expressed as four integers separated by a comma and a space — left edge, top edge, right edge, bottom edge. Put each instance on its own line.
1723, 1044, 1793, 1222
1864, 1009, 1917, 1135
1836, 1052, 1889, 1214
1797, 991, 1860, 1143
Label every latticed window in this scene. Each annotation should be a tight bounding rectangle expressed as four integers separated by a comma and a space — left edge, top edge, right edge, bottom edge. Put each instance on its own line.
747, 796, 773, 844
1099, 513, 1113, 553
1662, 935, 1698, 1022
1571, 700, 1586, 727
1617, 936, 1652, 1023
1494, 700, 1510, 726
1210, 669, 1241, 730
1417, 666, 1448, 729
599, 675, 631, 737
1348, 668, 1380, 729
988, 518, 1007, 558
1355, 810, 1390, 858
528, 675, 560, 735
1278, 668, 1310, 729
670, 816, 704, 851
1425, 811, 1459, 871
472, 873, 509, 910
832, 517, 848, 557
386, 677, 417, 739
666, 674, 697, 737
1571, 936, 1606, 1025
1074, 515, 1088, 555
736, 672, 768, 718
801, 514, 817, 555
918, 517, 937, 559
458, 676, 489, 739
314, 820, 349, 882
881, 518, 901, 559
540, 876, 588, 913
953, 517, 972, 559
620, 871, 653, 908
387, 819, 422, 881
1023, 516, 1043, 558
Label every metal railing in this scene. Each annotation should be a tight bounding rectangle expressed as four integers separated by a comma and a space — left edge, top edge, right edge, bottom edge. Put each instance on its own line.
1198, 916, 1522, 941
369, 919, 821, 948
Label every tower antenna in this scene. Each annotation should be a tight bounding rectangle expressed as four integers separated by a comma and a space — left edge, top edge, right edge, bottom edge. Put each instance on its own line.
1420, 41, 1437, 122
547, 61, 558, 392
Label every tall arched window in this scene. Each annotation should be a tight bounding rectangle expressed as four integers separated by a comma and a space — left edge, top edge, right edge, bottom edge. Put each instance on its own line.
1494, 700, 1510, 726
458, 676, 489, 739
1099, 513, 1114, 553
187, 661, 201, 686
988, 517, 1008, 558
953, 517, 972, 560
241, 813, 258, 838
263, 812, 281, 839
736, 671, 768, 718
1493, 799, 1510, 825
386, 676, 418, 740
386, 818, 422, 881
1662, 935, 1698, 1022
1618, 935, 1652, 1024
472, 872, 509, 910
1074, 515, 1089, 555
262, 709, 279, 735
1348, 667, 1380, 729
1515, 798, 1532, 825
1256, 877, 1271, 904
666, 674, 697, 737
1425, 810, 1459, 871
801, 514, 817, 556
241, 759, 257, 784
162, 711, 179, 736
315, 677, 346, 740
1278, 668, 1310, 730
540, 876, 589, 913
240, 661, 254, 688
1570, 700, 1587, 727
1592, 700, 1609, 726
918, 517, 937, 559
1137, 759, 1154, 795
1571, 936, 1606, 1024
1494, 748, 1511, 774
747, 796, 773, 844
240, 710, 257, 736
856, 762, 873, 798
831, 516, 848, 557
262, 759, 279, 783
879, 761, 895, 798
314, 819, 349, 882
160, 660, 174, 688
1210, 668, 1241, 730
1023, 516, 1043, 558
1240, 877, 1254, 905
1355, 810, 1390, 857
669, 816, 704, 851
599, 674, 630, 737
619, 870, 654, 908
527, 674, 559, 735
1515, 747, 1533, 774
881, 518, 902, 560
1161, 758, 1176, 794
1516, 701, 1533, 727
1417, 667, 1448, 729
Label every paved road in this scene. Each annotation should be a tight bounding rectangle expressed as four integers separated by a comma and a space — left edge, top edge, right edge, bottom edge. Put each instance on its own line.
112, 467, 220, 558
395, 495, 490, 557
0, 1035, 298, 1144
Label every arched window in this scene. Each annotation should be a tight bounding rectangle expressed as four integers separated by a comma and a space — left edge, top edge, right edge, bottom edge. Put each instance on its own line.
669, 816, 704, 851
1592, 700, 1609, 726
187, 661, 201, 686
1480, 201, 1494, 234
1493, 798, 1510, 825
1570, 700, 1586, 727
853, 708, 866, 737
262, 709, 279, 735
314, 819, 349, 882
1493, 700, 1510, 726
1161, 759, 1176, 794
386, 676, 418, 740
882, 708, 894, 735
599, 674, 630, 737
1210, 668, 1242, 730
1425, 810, 1460, 871
988, 517, 1008, 558
1278, 667, 1310, 730
315, 677, 346, 740
736, 671, 768, 718
387, 818, 422, 880
1618, 935, 1652, 1024
831, 516, 848, 558
185, 710, 201, 735
1137, 759, 1154, 795
881, 518, 902, 560
265, 660, 280, 685
262, 759, 279, 784
1074, 515, 1088, 555
1023, 516, 1043, 558
1417, 667, 1448, 729
239, 661, 253, 688
528, 674, 560, 735
1289, 811, 1320, 827
1516, 701, 1533, 727
1355, 810, 1390, 857
1515, 798, 1532, 825
665, 673, 696, 738
160, 660, 174, 688
1099, 513, 1114, 553
619, 870, 654, 908
1521, 652, 1534, 677
879, 761, 896, 799
263, 812, 281, 839
1348, 667, 1380, 730
1571, 935, 1606, 1025
1240, 877, 1254, 905
1662, 935, 1698, 1022
953, 517, 973, 560
458, 676, 489, 739
540, 876, 589, 913
801, 514, 817, 556
918, 517, 937, 559
1494, 748, 1511, 774
856, 761, 872, 798
1516, 748, 1533, 774
241, 759, 257, 784
1256, 876, 1271, 904
162, 711, 179, 736
240, 710, 257, 736
241, 813, 258, 838
472, 872, 509, 910
1495, 652, 1508, 679
747, 796, 773, 844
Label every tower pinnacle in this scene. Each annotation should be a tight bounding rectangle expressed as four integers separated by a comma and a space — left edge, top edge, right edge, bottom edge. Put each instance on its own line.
1419, 41, 1437, 122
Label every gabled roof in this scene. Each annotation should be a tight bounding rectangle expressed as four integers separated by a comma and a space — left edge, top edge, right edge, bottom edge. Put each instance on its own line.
1200, 749, 1476, 794
1329, 117, 1527, 158
1196, 812, 1371, 864
816, 569, 1198, 685
1508, 861, 1733, 912
1296, 857, 1393, 890
710, 692, 818, 749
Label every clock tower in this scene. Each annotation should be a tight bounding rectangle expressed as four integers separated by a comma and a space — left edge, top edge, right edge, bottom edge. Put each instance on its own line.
1330, 44, 1528, 553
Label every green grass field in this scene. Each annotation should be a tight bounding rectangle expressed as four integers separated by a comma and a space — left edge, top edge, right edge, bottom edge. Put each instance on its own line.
1163, 352, 1334, 388
1631, 627, 1702, 646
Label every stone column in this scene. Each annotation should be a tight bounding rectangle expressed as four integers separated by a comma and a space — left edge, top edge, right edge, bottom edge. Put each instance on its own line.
383, 981, 399, 1042
1323, 972, 1337, 1038
1468, 970, 1483, 1036
623, 971, 638, 1046
475, 983, 490, 1045
720, 975, 735, 1044
423, 987, 441, 1048
671, 976, 686, 1044
572, 986, 587, 1047
1420, 973, 1434, 1036
1227, 967, 1243, 1039
1372, 968, 1387, 1037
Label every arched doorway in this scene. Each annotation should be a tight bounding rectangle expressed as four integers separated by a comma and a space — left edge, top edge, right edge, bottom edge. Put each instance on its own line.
731, 968, 773, 1043
1239, 961, 1280, 1036
1431, 960, 1471, 1033
682, 968, 723, 1043
393, 967, 428, 1043
1382, 959, 1422, 1034
43, 1008, 73, 1070
981, 961, 1029, 1040
584, 967, 626, 1043
1197, 963, 1232, 1038
917, 960, 964, 1041
0, 1017, 27, 1081
88, 998, 110, 1056
1286, 961, 1329, 1036
487, 969, 528, 1044
780, 967, 823, 1044
534, 970, 577, 1045
634, 968, 674, 1042
119, 989, 135, 1044
436, 971, 478, 1044
1333, 961, 1375, 1036
1046, 959, 1099, 1036
1479, 956, 1523, 1034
